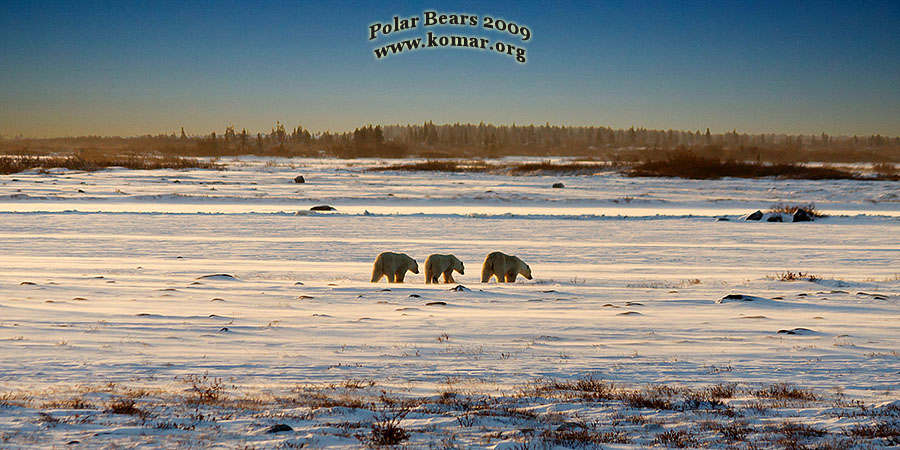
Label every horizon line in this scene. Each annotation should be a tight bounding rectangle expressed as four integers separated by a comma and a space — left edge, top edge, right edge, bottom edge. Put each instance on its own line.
3, 121, 899, 141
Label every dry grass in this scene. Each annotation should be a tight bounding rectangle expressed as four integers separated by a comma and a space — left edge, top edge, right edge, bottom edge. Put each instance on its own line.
626, 151, 896, 180
3, 377, 895, 449
767, 271, 821, 282
540, 420, 630, 446
180, 374, 227, 405
754, 383, 817, 402
362, 395, 413, 447
502, 160, 616, 175
872, 162, 898, 177
654, 429, 699, 447
368, 159, 615, 175
769, 202, 826, 218
0, 150, 218, 175
529, 377, 739, 414
845, 420, 900, 439
106, 398, 143, 416
41, 397, 94, 410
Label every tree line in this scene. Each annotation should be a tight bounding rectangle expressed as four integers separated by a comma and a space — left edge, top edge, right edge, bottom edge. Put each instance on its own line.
2, 121, 898, 163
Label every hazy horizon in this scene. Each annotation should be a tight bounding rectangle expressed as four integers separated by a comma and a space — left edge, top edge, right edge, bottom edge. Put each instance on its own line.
2, 1, 899, 137
3, 120, 900, 141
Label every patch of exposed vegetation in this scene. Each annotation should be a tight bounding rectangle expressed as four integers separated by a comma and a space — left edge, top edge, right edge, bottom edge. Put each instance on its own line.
769, 202, 826, 218
626, 151, 898, 180
0, 377, 896, 449
0, 150, 218, 175
368, 159, 616, 175
767, 271, 822, 282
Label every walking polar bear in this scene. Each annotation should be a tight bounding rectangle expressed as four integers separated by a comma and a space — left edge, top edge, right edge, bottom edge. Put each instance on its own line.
371, 252, 419, 283
424, 254, 465, 284
481, 252, 532, 283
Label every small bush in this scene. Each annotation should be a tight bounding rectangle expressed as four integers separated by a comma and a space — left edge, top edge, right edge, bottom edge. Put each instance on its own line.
107, 398, 142, 416
845, 420, 900, 439
768, 271, 820, 282
654, 429, 698, 447
707, 420, 753, 441
364, 395, 412, 447
754, 383, 817, 401
181, 374, 226, 405
540, 423, 630, 446
621, 386, 674, 410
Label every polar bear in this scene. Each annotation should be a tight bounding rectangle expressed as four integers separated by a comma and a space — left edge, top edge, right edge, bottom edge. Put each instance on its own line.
424, 254, 465, 284
481, 252, 533, 283
371, 252, 419, 283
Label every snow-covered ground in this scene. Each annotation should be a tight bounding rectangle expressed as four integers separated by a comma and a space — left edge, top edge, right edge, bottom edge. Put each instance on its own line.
1, 157, 898, 448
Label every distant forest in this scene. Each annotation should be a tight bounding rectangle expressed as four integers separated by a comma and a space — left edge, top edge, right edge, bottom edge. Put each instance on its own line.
2, 121, 899, 163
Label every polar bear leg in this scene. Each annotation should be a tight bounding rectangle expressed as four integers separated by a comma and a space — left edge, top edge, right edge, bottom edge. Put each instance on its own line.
494, 260, 507, 283
443, 270, 455, 283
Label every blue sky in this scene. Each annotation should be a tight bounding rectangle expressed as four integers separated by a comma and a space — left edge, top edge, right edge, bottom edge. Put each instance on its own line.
1, 0, 898, 137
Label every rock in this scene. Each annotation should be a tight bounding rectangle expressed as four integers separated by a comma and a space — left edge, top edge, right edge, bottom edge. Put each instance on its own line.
777, 327, 816, 335
792, 208, 813, 222
425, 301, 447, 306
551, 182, 565, 188
448, 285, 470, 291
766, 214, 783, 222
310, 205, 336, 211
219, 327, 229, 332
408, 294, 421, 298
265, 423, 294, 433
717, 294, 770, 303
196, 273, 237, 280
293, 175, 305, 183
743, 210, 764, 221
715, 217, 730, 221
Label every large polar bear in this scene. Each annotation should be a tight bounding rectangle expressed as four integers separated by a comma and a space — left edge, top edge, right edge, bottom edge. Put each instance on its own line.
481, 251, 532, 283
424, 254, 465, 284
371, 252, 419, 283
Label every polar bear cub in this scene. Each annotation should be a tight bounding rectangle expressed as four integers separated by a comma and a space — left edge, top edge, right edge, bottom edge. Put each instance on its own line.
424, 254, 465, 284
481, 252, 532, 283
371, 252, 419, 283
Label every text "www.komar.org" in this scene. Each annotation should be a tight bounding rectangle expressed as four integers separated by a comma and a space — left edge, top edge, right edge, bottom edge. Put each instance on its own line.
369, 11, 530, 64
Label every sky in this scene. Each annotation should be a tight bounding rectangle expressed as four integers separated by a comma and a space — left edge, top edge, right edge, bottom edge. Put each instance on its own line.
1, 0, 899, 137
